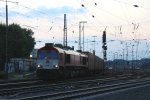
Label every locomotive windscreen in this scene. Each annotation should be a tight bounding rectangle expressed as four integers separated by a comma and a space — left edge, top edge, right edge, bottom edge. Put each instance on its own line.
38, 50, 58, 60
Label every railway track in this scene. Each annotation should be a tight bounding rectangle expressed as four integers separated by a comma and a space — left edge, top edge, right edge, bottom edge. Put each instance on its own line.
0, 78, 48, 98
0, 79, 43, 90
0, 77, 119, 97
0, 74, 142, 100
18, 77, 150, 100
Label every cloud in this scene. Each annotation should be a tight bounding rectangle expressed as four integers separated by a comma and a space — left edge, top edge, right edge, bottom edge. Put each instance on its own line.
26, 6, 86, 17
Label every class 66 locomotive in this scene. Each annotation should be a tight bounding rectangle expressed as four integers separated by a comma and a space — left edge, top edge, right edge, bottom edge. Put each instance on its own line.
36, 43, 104, 80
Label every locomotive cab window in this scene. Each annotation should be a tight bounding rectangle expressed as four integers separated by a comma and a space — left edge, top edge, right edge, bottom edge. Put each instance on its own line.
38, 50, 58, 60
65, 54, 70, 63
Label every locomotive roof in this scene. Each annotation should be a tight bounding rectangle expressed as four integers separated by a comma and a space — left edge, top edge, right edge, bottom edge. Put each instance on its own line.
55, 47, 87, 57
38, 44, 87, 57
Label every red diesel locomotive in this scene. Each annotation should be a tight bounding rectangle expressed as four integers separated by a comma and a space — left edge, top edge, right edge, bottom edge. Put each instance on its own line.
36, 43, 104, 80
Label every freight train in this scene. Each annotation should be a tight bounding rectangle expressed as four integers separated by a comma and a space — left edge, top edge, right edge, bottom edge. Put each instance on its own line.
36, 43, 104, 80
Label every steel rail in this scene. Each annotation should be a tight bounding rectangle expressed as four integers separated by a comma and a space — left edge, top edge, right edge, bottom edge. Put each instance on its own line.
2, 76, 131, 98
18, 78, 150, 100
1, 77, 118, 96
0, 80, 43, 89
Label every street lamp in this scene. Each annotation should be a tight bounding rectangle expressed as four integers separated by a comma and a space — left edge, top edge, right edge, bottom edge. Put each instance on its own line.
79, 21, 87, 51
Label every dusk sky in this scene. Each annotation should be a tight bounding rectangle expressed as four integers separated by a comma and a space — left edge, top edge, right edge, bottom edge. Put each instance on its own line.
0, 0, 150, 60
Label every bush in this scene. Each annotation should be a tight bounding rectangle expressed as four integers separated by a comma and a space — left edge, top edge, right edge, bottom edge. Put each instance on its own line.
0, 71, 8, 79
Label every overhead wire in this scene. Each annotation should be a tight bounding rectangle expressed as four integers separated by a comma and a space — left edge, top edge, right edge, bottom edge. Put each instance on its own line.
113, 0, 150, 11
77, 0, 106, 29
1, 0, 150, 58
77, 0, 129, 40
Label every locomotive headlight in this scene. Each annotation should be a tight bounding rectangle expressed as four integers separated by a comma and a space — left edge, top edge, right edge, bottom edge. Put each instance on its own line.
37, 65, 41, 68
55, 64, 58, 68
53, 64, 58, 68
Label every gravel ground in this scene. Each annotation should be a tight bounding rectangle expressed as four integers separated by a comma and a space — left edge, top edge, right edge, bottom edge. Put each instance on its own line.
82, 84, 150, 100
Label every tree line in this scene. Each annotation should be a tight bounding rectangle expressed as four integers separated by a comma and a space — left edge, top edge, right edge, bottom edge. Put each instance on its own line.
0, 23, 35, 70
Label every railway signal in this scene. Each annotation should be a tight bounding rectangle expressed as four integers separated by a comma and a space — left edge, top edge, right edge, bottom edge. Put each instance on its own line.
102, 31, 107, 60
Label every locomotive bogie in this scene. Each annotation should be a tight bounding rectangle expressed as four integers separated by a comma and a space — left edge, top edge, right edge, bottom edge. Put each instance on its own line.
36, 69, 63, 80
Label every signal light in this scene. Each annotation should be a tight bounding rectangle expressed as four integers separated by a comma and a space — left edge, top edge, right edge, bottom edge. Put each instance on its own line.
102, 45, 107, 50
